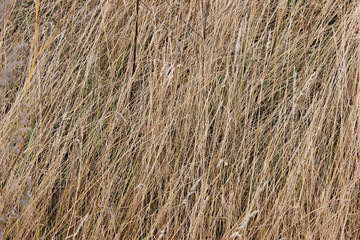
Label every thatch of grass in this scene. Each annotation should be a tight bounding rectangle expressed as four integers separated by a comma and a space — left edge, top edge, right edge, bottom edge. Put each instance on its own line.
1, 0, 360, 239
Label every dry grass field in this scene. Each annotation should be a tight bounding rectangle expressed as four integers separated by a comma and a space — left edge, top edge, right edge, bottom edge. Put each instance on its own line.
1, 0, 360, 239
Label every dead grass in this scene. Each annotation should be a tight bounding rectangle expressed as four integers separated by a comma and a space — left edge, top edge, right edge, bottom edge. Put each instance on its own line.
1, 0, 360, 239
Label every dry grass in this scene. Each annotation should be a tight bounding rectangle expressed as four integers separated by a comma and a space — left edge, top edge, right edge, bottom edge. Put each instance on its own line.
1, 0, 360, 239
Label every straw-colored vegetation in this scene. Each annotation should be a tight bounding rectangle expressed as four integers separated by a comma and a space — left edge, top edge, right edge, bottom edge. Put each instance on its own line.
1, 0, 360, 239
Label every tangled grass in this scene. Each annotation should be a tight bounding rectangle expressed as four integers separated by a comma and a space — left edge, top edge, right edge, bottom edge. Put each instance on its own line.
1, 0, 360, 239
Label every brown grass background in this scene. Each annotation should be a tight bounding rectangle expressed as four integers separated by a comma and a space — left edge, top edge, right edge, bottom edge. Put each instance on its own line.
1, 0, 360, 239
